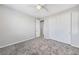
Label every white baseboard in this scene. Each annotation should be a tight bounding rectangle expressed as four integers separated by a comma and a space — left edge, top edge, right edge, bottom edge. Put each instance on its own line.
71, 44, 79, 48
0, 37, 35, 48
46, 37, 79, 48
46, 37, 71, 45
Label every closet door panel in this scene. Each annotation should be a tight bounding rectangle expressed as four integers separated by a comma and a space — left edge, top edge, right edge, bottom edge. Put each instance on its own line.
55, 12, 71, 44
71, 11, 79, 47
49, 16, 57, 39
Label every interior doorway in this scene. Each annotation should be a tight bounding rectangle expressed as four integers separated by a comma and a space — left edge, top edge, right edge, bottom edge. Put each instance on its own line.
40, 20, 44, 38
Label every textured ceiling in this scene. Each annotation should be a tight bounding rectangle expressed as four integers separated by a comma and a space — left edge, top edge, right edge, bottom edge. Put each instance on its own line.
4, 4, 77, 18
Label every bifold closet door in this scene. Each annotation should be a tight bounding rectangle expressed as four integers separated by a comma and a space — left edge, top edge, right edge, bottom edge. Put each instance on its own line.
55, 12, 71, 44
48, 12, 71, 44
48, 16, 56, 39
71, 11, 79, 48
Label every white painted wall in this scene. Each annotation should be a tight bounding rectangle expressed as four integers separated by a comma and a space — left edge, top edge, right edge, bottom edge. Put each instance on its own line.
0, 5, 36, 48
44, 11, 71, 44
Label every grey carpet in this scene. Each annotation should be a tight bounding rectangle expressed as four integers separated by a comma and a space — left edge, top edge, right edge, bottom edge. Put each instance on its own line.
0, 37, 79, 55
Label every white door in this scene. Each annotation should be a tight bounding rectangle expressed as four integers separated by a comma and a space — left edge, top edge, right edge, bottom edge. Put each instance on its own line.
48, 12, 71, 44
40, 20, 44, 37
55, 12, 71, 44
36, 20, 40, 37
71, 11, 79, 47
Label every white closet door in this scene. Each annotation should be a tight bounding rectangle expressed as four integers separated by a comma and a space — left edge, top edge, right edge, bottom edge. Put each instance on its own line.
45, 12, 71, 44
71, 11, 79, 47
55, 12, 71, 44
48, 12, 71, 44
49, 16, 57, 39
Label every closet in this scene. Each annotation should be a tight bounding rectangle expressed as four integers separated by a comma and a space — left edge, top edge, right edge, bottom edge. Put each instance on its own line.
44, 7, 79, 48
71, 10, 79, 47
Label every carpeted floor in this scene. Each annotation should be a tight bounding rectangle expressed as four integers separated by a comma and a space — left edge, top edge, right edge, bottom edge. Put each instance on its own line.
0, 37, 79, 55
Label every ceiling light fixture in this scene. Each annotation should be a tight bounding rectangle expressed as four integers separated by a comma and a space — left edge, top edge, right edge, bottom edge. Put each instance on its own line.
36, 5, 42, 10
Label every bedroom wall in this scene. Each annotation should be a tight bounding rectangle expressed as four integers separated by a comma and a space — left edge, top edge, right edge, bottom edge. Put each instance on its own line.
0, 5, 36, 48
